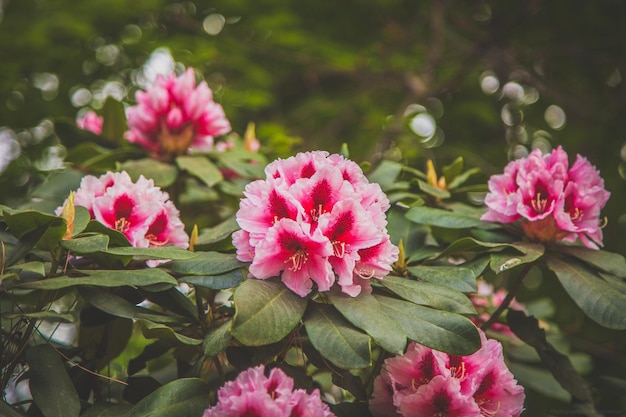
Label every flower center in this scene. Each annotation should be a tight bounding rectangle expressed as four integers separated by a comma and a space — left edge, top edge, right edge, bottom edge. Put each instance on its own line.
286, 249, 308, 271
115, 217, 131, 233
332, 241, 346, 258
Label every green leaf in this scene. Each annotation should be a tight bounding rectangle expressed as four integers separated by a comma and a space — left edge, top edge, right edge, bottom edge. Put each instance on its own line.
106, 246, 195, 260
177, 155, 223, 187
3, 209, 66, 252
8, 261, 46, 277
100, 97, 127, 145
81, 403, 133, 417
367, 160, 403, 191
119, 158, 179, 188
60, 234, 110, 254
405, 206, 485, 229
489, 242, 544, 273
79, 286, 187, 324
164, 252, 244, 276
83, 221, 132, 248
17, 269, 177, 290
432, 237, 513, 260
141, 321, 202, 346
408, 265, 477, 293
125, 378, 211, 417
416, 180, 450, 199
447, 167, 481, 190
546, 256, 626, 329
196, 217, 239, 245
381, 275, 476, 314
27, 344, 80, 417
375, 295, 480, 355
442, 156, 464, 185
559, 246, 626, 278
4, 311, 74, 322
180, 269, 243, 289
203, 319, 233, 356
72, 206, 91, 236
329, 291, 406, 355
231, 279, 307, 346
304, 303, 371, 369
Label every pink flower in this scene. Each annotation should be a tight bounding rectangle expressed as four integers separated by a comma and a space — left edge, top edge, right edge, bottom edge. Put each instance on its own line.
126, 68, 231, 157
76, 110, 103, 135
234, 151, 398, 297
482, 146, 609, 249
203, 365, 335, 417
58, 171, 188, 256
470, 280, 526, 338
369, 328, 525, 417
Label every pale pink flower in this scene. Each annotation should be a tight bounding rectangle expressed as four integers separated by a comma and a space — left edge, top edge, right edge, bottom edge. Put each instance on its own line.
58, 171, 189, 257
203, 365, 335, 417
482, 146, 609, 248
234, 151, 398, 297
369, 328, 525, 417
126, 68, 231, 157
470, 280, 526, 338
76, 110, 103, 135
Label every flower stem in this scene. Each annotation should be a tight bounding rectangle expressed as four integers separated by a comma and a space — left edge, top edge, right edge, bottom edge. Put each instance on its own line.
481, 264, 531, 331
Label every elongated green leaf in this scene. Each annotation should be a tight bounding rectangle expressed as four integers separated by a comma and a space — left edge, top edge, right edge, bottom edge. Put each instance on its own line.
83, 220, 131, 248
180, 269, 243, 289
100, 97, 127, 145
196, 217, 239, 245
417, 180, 451, 199
447, 167, 481, 190
164, 252, 244, 276
375, 295, 480, 355
381, 275, 476, 314
367, 160, 403, 191
177, 155, 223, 187
432, 237, 514, 260
106, 246, 195, 260
489, 242, 544, 273
559, 246, 626, 278
60, 234, 109, 254
79, 287, 186, 324
405, 206, 485, 229
4, 311, 74, 322
0, 401, 27, 417
304, 303, 371, 369
72, 206, 91, 236
18, 269, 177, 290
125, 378, 211, 417
81, 403, 132, 417
27, 344, 80, 417
231, 279, 307, 345
119, 158, 178, 188
546, 256, 626, 329
3, 210, 66, 251
203, 319, 233, 356
8, 261, 46, 277
330, 292, 406, 355
3, 228, 46, 267
140, 287, 199, 320
442, 156, 464, 185
141, 321, 202, 345
408, 265, 477, 293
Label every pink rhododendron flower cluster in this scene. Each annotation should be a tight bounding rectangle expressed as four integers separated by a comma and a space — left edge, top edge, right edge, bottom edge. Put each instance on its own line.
232, 151, 399, 297
470, 280, 526, 338
76, 110, 103, 135
58, 171, 188, 251
482, 146, 610, 249
126, 68, 231, 157
202, 365, 335, 417
369, 329, 525, 417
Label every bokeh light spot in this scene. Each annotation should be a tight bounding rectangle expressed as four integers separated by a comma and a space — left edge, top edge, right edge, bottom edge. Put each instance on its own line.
544, 104, 566, 130
203, 13, 226, 35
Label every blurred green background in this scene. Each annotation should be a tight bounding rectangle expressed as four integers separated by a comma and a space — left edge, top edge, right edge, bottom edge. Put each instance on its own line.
0, 1, 625, 415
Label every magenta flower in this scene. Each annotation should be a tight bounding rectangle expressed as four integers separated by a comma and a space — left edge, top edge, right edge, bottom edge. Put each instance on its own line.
482, 146, 610, 249
369, 328, 525, 417
126, 68, 231, 157
203, 365, 335, 417
234, 151, 398, 297
76, 110, 103, 135
58, 171, 188, 256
